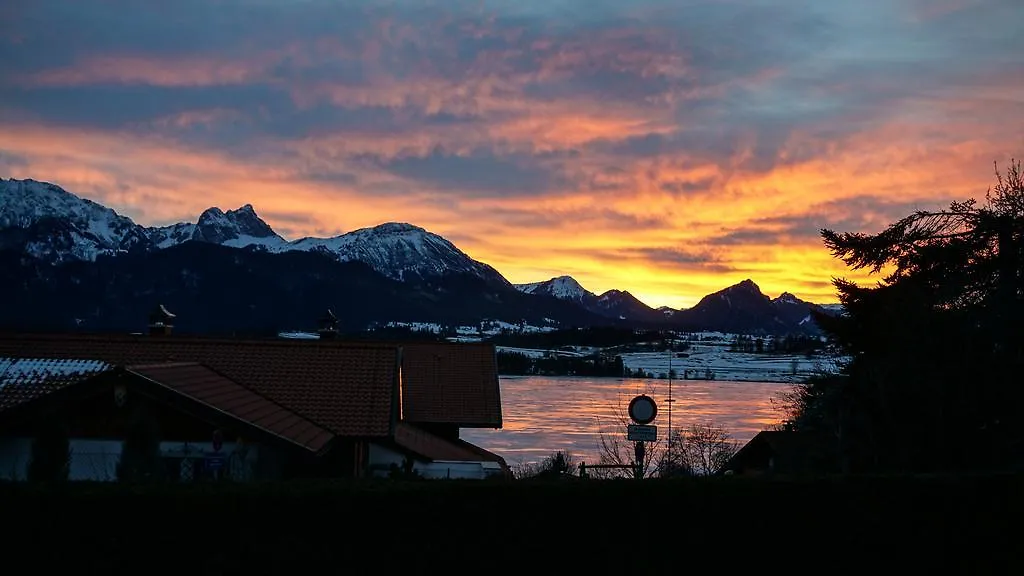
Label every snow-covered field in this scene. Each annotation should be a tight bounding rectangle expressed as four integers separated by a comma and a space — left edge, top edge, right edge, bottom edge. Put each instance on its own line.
610, 331, 844, 384
494, 344, 844, 383
277, 325, 845, 384
278, 331, 319, 340
279, 319, 560, 341
382, 320, 559, 339
619, 347, 844, 383
495, 331, 846, 384
496, 346, 586, 358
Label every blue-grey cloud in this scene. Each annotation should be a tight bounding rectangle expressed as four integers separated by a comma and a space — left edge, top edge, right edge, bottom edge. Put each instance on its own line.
0, 152, 27, 172
357, 147, 568, 196
477, 206, 672, 230
705, 195, 957, 246
0, 0, 1021, 198
607, 246, 735, 274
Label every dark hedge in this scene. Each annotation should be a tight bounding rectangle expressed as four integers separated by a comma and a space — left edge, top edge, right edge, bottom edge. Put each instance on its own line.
4, 475, 1021, 573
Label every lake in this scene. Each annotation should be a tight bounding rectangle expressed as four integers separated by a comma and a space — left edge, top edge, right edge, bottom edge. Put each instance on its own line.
461, 375, 795, 466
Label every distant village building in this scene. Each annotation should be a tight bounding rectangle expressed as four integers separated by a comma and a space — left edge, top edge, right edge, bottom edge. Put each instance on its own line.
721, 431, 827, 476
0, 310, 507, 482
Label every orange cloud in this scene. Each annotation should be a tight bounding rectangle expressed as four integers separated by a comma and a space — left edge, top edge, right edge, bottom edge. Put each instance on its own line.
24, 56, 267, 87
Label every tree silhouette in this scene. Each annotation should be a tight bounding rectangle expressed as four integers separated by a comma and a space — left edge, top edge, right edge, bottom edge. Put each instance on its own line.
789, 160, 1024, 473
660, 422, 738, 477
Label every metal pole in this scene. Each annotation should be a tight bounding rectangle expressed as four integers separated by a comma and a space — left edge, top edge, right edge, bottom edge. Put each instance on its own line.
634, 441, 645, 479
668, 339, 673, 446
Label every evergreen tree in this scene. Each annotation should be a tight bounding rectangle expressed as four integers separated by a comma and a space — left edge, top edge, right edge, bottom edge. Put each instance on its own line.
789, 160, 1024, 473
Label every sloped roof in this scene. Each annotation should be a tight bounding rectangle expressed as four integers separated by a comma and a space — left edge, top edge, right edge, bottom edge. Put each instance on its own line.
400, 342, 502, 427
393, 422, 507, 466
128, 362, 334, 452
0, 333, 398, 437
725, 430, 819, 472
0, 333, 506, 436
0, 357, 111, 411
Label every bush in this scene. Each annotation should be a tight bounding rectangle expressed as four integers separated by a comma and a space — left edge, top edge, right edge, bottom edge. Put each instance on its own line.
0, 473, 1019, 573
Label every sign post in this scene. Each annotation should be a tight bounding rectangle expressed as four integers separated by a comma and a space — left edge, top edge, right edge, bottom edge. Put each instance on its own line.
627, 394, 658, 480
210, 429, 225, 481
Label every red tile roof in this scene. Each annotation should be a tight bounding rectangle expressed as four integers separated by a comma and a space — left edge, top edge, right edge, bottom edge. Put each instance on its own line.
0, 333, 505, 437
128, 362, 334, 453
393, 422, 507, 467
400, 342, 502, 427
0, 333, 399, 437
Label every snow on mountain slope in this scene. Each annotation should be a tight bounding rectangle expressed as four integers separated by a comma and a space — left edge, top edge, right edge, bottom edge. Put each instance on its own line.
657, 305, 678, 318
147, 204, 285, 249
514, 275, 595, 302
0, 179, 507, 285
279, 222, 509, 284
772, 292, 802, 306
0, 178, 148, 262
514, 275, 666, 323
0, 178, 849, 325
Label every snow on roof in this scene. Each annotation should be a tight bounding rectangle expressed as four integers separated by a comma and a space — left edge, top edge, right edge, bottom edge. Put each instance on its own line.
0, 357, 111, 389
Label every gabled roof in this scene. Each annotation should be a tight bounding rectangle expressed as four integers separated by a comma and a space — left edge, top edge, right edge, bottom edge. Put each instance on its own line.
128, 363, 334, 452
0, 332, 506, 436
0, 333, 399, 437
0, 357, 111, 411
393, 422, 507, 466
401, 342, 502, 427
724, 430, 819, 472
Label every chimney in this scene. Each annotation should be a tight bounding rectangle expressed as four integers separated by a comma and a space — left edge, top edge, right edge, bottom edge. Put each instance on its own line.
148, 304, 177, 336
317, 309, 339, 339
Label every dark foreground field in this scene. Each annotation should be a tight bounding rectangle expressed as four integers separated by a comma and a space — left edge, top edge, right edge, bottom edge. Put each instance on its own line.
5, 474, 1022, 573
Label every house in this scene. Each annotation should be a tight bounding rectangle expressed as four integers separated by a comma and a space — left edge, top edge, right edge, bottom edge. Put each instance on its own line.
0, 320, 508, 482
721, 430, 828, 476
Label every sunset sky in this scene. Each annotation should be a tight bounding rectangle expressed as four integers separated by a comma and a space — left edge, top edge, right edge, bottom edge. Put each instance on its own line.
1, 0, 1022, 308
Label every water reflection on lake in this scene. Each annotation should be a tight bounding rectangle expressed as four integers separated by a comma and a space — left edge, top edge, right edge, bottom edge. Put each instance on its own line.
461, 376, 793, 466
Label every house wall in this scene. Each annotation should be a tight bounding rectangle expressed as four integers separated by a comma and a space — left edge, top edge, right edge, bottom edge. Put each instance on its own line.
0, 384, 283, 481
415, 460, 504, 480
0, 438, 31, 481
367, 442, 408, 477
366, 442, 502, 480
0, 437, 263, 482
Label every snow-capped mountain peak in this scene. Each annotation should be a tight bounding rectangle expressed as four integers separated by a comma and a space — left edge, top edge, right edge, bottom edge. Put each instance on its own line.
282, 222, 508, 284
513, 277, 665, 323
1, 179, 510, 285
196, 204, 281, 243
657, 305, 678, 317
0, 178, 148, 262
773, 291, 802, 305
514, 275, 594, 302
147, 203, 284, 249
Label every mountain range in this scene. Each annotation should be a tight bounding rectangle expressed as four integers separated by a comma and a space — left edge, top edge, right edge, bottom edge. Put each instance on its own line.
0, 177, 841, 336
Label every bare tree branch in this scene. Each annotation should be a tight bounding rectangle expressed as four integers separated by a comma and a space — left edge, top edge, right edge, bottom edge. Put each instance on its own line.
661, 423, 738, 476
594, 403, 663, 479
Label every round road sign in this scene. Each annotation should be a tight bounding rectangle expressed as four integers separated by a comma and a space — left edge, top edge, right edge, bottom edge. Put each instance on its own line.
628, 394, 658, 425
